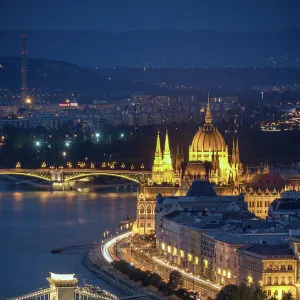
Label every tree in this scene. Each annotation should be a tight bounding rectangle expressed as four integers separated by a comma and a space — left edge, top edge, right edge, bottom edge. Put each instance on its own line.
231, 282, 252, 300
250, 285, 267, 300
282, 291, 294, 300
217, 283, 266, 300
149, 273, 162, 287
158, 281, 171, 294
216, 284, 238, 300
168, 270, 184, 290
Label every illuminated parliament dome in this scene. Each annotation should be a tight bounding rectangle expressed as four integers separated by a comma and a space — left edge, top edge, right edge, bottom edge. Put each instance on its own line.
189, 96, 227, 162
190, 125, 226, 154
185, 95, 238, 185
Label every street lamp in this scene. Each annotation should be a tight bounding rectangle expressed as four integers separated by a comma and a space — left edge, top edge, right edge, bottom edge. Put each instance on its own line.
120, 133, 124, 139
95, 132, 100, 143
62, 152, 67, 163
35, 141, 41, 147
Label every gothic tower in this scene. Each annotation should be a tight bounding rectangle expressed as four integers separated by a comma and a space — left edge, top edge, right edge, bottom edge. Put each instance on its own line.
152, 130, 163, 184
162, 129, 174, 183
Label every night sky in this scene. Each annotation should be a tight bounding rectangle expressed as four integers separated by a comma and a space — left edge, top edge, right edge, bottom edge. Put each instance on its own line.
1, 0, 300, 31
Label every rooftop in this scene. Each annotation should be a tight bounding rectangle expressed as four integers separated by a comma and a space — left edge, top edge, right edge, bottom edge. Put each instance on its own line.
239, 244, 294, 257
186, 180, 217, 197
248, 172, 285, 187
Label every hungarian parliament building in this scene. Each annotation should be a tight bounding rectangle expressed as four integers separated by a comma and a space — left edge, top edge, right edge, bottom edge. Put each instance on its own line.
135, 95, 300, 234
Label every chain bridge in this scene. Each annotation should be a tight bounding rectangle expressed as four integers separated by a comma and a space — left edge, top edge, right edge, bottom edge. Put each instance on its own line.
0, 168, 152, 190
8, 273, 153, 300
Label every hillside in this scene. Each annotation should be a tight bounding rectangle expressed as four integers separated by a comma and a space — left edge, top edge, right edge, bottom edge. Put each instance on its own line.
0, 29, 300, 68
0, 57, 157, 97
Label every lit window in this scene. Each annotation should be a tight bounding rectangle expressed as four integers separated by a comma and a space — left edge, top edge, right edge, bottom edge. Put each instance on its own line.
161, 243, 165, 250
204, 259, 208, 268
228, 271, 231, 279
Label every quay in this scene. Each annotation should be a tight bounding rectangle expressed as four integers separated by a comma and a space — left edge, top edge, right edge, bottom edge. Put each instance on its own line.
51, 243, 94, 254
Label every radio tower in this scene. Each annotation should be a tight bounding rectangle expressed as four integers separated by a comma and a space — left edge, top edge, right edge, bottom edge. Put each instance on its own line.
21, 35, 28, 105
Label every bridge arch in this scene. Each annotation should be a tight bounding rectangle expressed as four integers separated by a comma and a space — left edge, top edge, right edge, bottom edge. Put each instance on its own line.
64, 172, 142, 184
0, 171, 51, 182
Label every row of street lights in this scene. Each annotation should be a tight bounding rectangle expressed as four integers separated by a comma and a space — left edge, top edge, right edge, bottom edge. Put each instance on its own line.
15, 161, 145, 170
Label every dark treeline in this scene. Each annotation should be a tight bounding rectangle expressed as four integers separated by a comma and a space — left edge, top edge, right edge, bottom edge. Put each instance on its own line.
0, 123, 299, 168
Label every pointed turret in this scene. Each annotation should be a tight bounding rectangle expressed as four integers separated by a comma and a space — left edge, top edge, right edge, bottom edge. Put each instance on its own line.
235, 137, 240, 164
153, 130, 162, 166
163, 129, 172, 166
231, 137, 236, 164
205, 93, 213, 124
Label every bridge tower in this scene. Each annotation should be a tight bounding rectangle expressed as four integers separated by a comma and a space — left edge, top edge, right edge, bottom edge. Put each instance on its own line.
47, 273, 78, 300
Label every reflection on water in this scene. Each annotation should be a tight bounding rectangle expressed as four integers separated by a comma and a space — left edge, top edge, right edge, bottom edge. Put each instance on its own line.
0, 183, 136, 300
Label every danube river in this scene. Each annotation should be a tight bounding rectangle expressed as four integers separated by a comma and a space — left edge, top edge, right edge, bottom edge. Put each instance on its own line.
0, 182, 137, 299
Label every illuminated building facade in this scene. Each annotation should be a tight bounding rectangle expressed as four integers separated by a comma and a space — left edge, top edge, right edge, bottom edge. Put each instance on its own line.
242, 172, 285, 219
185, 95, 242, 186
237, 239, 300, 299
152, 129, 176, 184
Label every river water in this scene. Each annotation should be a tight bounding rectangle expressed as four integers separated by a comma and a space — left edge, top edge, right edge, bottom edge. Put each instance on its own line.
0, 182, 137, 300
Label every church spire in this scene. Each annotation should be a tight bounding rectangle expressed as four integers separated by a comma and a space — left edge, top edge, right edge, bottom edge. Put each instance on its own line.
163, 129, 172, 165
153, 130, 162, 166
205, 93, 213, 124
235, 137, 240, 164
155, 130, 162, 156
232, 137, 236, 164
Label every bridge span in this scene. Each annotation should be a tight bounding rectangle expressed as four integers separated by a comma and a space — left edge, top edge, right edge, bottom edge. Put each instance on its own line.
0, 168, 152, 190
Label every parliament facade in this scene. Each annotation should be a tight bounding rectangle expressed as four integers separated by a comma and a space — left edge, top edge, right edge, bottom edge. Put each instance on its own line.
135, 95, 300, 234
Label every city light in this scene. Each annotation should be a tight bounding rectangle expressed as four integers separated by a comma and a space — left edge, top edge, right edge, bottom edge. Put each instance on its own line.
102, 231, 133, 263
120, 133, 124, 138
95, 132, 100, 143
65, 141, 70, 147
62, 152, 67, 162
35, 141, 41, 147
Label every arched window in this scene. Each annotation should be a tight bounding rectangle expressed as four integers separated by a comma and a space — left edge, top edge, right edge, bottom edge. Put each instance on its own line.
274, 277, 278, 285
146, 205, 152, 214
274, 290, 278, 296
140, 205, 145, 214
288, 276, 292, 284
140, 223, 144, 228
147, 223, 151, 228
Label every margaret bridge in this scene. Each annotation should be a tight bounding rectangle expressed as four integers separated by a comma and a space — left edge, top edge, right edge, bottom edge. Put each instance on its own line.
0, 168, 152, 190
